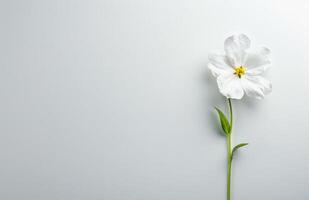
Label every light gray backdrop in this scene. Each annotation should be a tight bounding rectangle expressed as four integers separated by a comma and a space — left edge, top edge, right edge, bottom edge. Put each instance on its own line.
1, 0, 309, 199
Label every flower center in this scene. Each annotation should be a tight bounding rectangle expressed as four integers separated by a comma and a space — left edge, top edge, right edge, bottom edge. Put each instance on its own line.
234, 66, 246, 78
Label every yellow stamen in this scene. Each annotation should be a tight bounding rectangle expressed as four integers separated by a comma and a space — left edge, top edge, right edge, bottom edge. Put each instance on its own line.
234, 66, 246, 78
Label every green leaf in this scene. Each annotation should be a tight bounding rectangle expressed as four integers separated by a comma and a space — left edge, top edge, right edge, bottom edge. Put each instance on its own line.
231, 143, 249, 159
215, 107, 231, 135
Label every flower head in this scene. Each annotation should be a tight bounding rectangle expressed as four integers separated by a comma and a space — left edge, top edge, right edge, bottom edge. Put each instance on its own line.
208, 34, 272, 99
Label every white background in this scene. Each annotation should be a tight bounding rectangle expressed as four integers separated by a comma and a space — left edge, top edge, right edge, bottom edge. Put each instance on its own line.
1, 0, 309, 199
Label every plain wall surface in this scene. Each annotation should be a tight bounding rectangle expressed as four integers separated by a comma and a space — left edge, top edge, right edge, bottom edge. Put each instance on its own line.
1, 0, 309, 199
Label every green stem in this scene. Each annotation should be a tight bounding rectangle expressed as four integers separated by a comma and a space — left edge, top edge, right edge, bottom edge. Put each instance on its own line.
227, 98, 233, 200
228, 98, 233, 130
227, 134, 232, 200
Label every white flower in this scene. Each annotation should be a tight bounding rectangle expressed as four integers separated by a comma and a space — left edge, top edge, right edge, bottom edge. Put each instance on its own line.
208, 34, 272, 99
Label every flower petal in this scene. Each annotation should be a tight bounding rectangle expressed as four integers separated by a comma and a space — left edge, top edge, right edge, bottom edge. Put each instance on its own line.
241, 75, 272, 99
208, 54, 233, 77
217, 74, 244, 99
224, 34, 250, 67
245, 47, 271, 75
